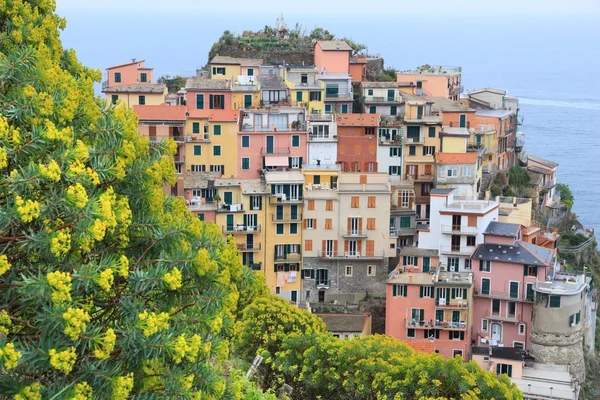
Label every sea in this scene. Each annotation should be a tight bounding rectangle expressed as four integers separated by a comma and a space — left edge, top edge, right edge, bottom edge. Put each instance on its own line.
57, 10, 600, 241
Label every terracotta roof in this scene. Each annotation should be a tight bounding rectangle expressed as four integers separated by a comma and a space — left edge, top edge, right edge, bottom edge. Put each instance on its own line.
185, 78, 230, 91
106, 60, 145, 70
103, 84, 165, 94
361, 82, 400, 88
187, 109, 239, 122
527, 155, 558, 169
430, 97, 473, 112
435, 152, 478, 164
336, 113, 380, 127
405, 340, 435, 354
133, 105, 186, 121
210, 56, 262, 66
317, 40, 353, 51
315, 314, 369, 333
350, 57, 367, 64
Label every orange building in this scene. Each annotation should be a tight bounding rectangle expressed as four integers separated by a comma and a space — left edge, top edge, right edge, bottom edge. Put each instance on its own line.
314, 40, 352, 74
336, 114, 380, 172
396, 65, 463, 101
349, 57, 367, 83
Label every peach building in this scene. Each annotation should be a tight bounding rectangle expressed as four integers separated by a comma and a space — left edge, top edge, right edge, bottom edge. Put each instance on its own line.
349, 57, 367, 83
314, 40, 352, 74
336, 113, 380, 173
102, 60, 166, 107
396, 65, 463, 101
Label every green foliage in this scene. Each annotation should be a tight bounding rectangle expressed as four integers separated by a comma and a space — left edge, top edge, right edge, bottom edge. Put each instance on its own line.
557, 183, 574, 210
560, 232, 590, 247
0, 2, 272, 399
508, 166, 530, 187
375, 74, 395, 82
158, 75, 187, 94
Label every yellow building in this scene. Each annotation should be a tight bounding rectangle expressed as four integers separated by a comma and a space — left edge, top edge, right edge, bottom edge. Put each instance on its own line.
283, 66, 325, 114
468, 124, 498, 173
264, 169, 305, 303
185, 110, 239, 177
104, 84, 167, 108
213, 179, 268, 271
209, 56, 262, 81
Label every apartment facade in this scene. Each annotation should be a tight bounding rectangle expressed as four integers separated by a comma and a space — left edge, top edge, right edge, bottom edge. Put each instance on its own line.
336, 113, 380, 173
396, 66, 463, 101
361, 82, 404, 117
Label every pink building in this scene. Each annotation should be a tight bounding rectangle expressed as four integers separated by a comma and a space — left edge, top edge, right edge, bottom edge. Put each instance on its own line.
185, 78, 233, 111
104, 59, 154, 87
237, 108, 308, 179
471, 221, 555, 351
314, 41, 352, 74
396, 66, 462, 101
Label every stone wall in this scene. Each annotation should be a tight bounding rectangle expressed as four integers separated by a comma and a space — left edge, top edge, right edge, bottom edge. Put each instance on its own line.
529, 329, 586, 383
209, 48, 315, 66
365, 58, 385, 80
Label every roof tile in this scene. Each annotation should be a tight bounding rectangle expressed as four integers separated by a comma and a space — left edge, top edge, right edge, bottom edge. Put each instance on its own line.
435, 152, 478, 164
133, 105, 186, 121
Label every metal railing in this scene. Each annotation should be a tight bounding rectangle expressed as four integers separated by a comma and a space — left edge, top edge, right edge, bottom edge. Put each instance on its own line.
405, 136, 424, 144
216, 203, 244, 213
308, 134, 337, 142
405, 319, 467, 330
260, 147, 290, 155
185, 134, 210, 143
269, 195, 303, 204
236, 243, 262, 251
274, 253, 302, 262
440, 246, 476, 256
317, 250, 384, 259
485, 312, 521, 323
173, 155, 185, 163
364, 96, 402, 103
473, 287, 532, 302
441, 225, 479, 235
342, 230, 368, 238
222, 225, 261, 234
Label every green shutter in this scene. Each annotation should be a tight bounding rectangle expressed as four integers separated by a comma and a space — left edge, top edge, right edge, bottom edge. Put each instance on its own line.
463, 289, 467, 299
390, 106, 397, 115
429, 127, 436, 137
244, 94, 252, 108
242, 158, 250, 170
507, 365, 512, 378
194, 145, 201, 156
482, 279, 490, 295
193, 122, 200, 134
292, 135, 300, 147
242, 136, 250, 147
223, 191, 232, 205
213, 146, 221, 156
296, 91, 302, 102
114, 72, 121, 83
403, 285, 408, 297
342, 104, 348, 113
369, 106, 376, 114
247, 68, 254, 76
423, 257, 430, 272
393, 284, 397, 297
214, 125, 221, 135
138, 96, 145, 105
257, 196, 262, 210
209, 95, 214, 109
459, 114, 466, 128
196, 94, 204, 109
479, 260, 484, 271
310, 270, 314, 279
111, 95, 118, 105
419, 286, 424, 298
451, 288, 456, 299
140, 73, 147, 83
496, 364, 501, 374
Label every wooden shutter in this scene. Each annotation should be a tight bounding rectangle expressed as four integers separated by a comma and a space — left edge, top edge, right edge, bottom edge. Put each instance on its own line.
358, 218, 363, 232
367, 240, 374, 256
326, 200, 333, 210
425, 165, 432, 175
308, 199, 315, 210
357, 241, 362, 254
303, 220, 307, 229
334, 240, 338, 256
344, 240, 349, 253
347, 218, 351, 232
325, 219, 332, 229
314, 219, 317, 229
305, 240, 312, 251
468, 215, 477, 227
360, 174, 367, 184
322, 240, 326, 253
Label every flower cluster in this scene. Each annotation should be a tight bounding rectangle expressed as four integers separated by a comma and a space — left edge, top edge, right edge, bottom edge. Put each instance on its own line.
70, 382, 92, 400
50, 230, 71, 257
0, 310, 12, 334
171, 334, 188, 363
62, 307, 90, 340
39, 159, 61, 181
95, 268, 114, 293
15, 196, 41, 223
14, 382, 41, 400
72, 139, 89, 160
0, 146, 7, 169
93, 328, 116, 360
49, 347, 77, 374
47, 271, 72, 305
44, 120, 73, 143
38, 91, 54, 116
0, 342, 22, 369
23, 84, 36, 97
111, 373, 134, 400
0, 254, 10, 276
98, 188, 117, 231
67, 159, 100, 185
89, 218, 106, 241
117, 255, 129, 278
137, 311, 169, 337
163, 267, 182, 291
66, 183, 88, 209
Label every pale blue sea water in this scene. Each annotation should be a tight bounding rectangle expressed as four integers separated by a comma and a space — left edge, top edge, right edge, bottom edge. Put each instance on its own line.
58, 11, 600, 239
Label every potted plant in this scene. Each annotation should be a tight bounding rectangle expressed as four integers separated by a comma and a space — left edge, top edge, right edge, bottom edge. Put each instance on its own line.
291, 120, 301, 131
212, 193, 221, 209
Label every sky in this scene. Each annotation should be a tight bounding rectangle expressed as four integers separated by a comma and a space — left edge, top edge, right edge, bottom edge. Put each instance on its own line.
56, 0, 600, 15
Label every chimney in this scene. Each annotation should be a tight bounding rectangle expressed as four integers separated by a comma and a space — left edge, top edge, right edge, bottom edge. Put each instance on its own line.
225, 79, 230, 89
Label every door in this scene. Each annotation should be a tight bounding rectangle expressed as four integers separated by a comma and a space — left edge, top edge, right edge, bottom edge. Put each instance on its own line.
266, 136, 274, 154
348, 240, 357, 256
290, 205, 298, 220
350, 217, 359, 235
417, 106, 423, 120
318, 290, 325, 303
451, 235, 461, 252
246, 234, 253, 250
223, 191, 232, 205
459, 114, 466, 128
244, 94, 252, 108
291, 290, 297, 303
452, 215, 462, 230
452, 310, 460, 323
276, 205, 284, 220
226, 214, 234, 231
491, 323, 502, 342
325, 104, 332, 114
492, 299, 501, 316
387, 89, 395, 102
435, 309, 444, 323
149, 125, 156, 140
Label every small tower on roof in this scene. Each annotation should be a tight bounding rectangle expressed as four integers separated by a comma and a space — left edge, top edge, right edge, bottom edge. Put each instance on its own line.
276, 14, 288, 40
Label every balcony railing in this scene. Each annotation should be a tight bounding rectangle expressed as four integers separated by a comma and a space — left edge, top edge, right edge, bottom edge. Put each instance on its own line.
440, 245, 476, 256
173, 155, 185, 163
269, 195, 303, 204
249, 263, 262, 271
308, 134, 337, 142
434, 300, 469, 309
485, 312, 521, 323
405, 136, 424, 144
185, 134, 210, 143
390, 227, 415, 237
450, 85, 464, 95
405, 319, 467, 330
261, 147, 290, 155
317, 251, 384, 260
308, 113, 335, 122
342, 230, 368, 238
102, 80, 109, 89
272, 213, 302, 222
441, 225, 479, 235
364, 96, 402, 104
148, 134, 185, 143
378, 137, 402, 145
274, 253, 302, 262
241, 123, 306, 132
236, 243, 262, 251
470, 124, 496, 135
474, 288, 532, 302
222, 225, 261, 234
216, 203, 244, 213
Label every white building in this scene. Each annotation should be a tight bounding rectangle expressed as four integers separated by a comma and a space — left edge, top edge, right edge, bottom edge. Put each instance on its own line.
376, 124, 404, 176
418, 188, 498, 272
307, 113, 338, 166
316, 72, 353, 114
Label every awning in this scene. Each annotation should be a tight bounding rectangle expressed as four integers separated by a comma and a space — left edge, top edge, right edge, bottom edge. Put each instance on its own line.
265, 156, 288, 167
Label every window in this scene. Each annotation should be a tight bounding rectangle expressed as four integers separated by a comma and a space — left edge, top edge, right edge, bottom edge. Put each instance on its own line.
367, 265, 376, 276
209, 94, 225, 109
292, 135, 300, 147
140, 72, 147, 83
138, 96, 146, 105
351, 196, 359, 208
204, 124, 209, 134
463, 167, 472, 176
479, 260, 491, 272
509, 282, 519, 299
407, 328, 415, 338
367, 89, 373, 96
325, 85, 339, 98
428, 127, 436, 137
192, 122, 200, 134
309, 91, 321, 101
242, 136, 250, 147
482, 319, 488, 332
190, 165, 205, 172
569, 311, 581, 326
213, 145, 221, 156
175, 164, 182, 174
464, 259, 471, 270
212, 67, 226, 75
325, 219, 332, 229
275, 286, 280, 294
213, 125, 221, 135
303, 219, 313, 229
513, 341, 525, 350
409, 146, 416, 156
448, 257, 460, 271
290, 223, 298, 235
250, 195, 262, 210
467, 236, 476, 246
525, 265, 538, 277
290, 157, 301, 169
549, 295, 561, 308
453, 350, 463, 358
197, 213, 204, 221
324, 104, 332, 114
276, 224, 284, 235
481, 278, 491, 295
420, 286, 433, 298
447, 168, 458, 177
296, 91, 302, 102
423, 257, 430, 272
367, 162, 376, 172
111, 95, 118, 105
518, 323, 526, 335
389, 147, 401, 157
193, 145, 201, 156
423, 146, 435, 156
449, 331, 465, 340
303, 269, 314, 279
526, 283, 534, 301
388, 166, 401, 176
114, 72, 121, 83
390, 105, 397, 115
196, 94, 204, 109
403, 256, 416, 266
341, 104, 349, 113
326, 200, 333, 211
241, 158, 250, 170
369, 106, 376, 114
345, 266, 353, 277
496, 364, 513, 377
368, 196, 376, 208
392, 284, 407, 297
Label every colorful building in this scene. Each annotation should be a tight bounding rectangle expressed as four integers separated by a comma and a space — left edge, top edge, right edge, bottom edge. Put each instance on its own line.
396, 65, 463, 101
316, 313, 372, 339
306, 113, 337, 166
434, 152, 481, 199
526, 155, 564, 221
336, 113, 379, 172
284, 65, 325, 113
361, 82, 404, 117
376, 121, 403, 176
314, 40, 352, 74
102, 60, 166, 107
349, 57, 367, 83
208, 56, 262, 81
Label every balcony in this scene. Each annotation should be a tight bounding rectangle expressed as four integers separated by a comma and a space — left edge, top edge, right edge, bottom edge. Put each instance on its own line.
216, 203, 244, 213
441, 225, 479, 235
450, 85, 464, 95
222, 225, 261, 234
470, 124, 496, 135
274, 253, 302, 263
308, 134, 337, 142
474, 288, 532, 302
342, 230, 368, 238
236, 243, 261, 252
185, 134, 210, 143
241, 123, 306, 133
173, 155, 185, 163
405, 136, 424, 144
434, 299, 469, 309
148, 134, 185, 144
261, 147, 290, 155
308, 113, 335, 122
485, 312, 521, 324
364, 96, 402, 104
440, 245, 475, 257
405, 319, 467, 330
269, 194, 303, 204
272, 213, 302, 222
378, 136, 402, 145
317, 251, 384, 260
404, 115, 441, 124
249, 263, 262, 271
389, 227, 415, 237
102, 80, 109, 89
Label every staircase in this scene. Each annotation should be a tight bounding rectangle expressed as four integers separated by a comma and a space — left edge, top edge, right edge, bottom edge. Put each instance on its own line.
478, 172, 494, 200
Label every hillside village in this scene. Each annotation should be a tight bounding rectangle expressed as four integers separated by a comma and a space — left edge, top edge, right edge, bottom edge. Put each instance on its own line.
101, 24, 598, 399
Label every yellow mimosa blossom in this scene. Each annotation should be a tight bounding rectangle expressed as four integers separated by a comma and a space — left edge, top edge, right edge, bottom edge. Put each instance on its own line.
94, 328, 116, 360
186, 334, 203, 362
39, 159, 61, 181
0, 255, 11, 276
117, 255, 129, 278
95, 268, 114, 292
66, 183, 88, 209
38, 91, 54, 116
0, 116, 7, 139
47, 270, 72, 305
70, 382, 92, 400
14, 382, 42, 400
137, 310, 169, 336
0, 342, 22, 369
163, 267, 182, 290
182, 375, 194, 391
0, 146, 7, 169
89, 218, 106, 241
171, 334, 189, 363
62, 307, 90, 340
50, 230, 71, 257
111, 373, 134, 400
23, 84, 36, 97
72, 139, 89, 159
49, 347, 77, 374
0, 310, 12, 334
15, 196, 41, 223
